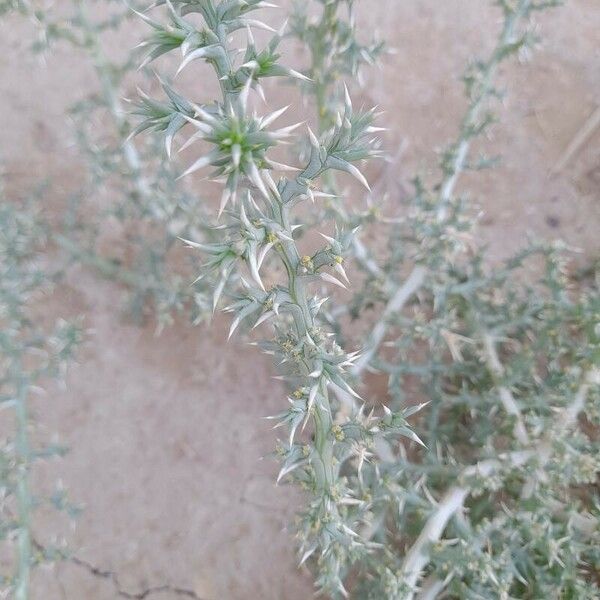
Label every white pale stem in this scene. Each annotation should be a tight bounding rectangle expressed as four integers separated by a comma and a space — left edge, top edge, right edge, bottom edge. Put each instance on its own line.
398, 450, 533, 599
14, 374, 31, 600
348, 4, 521, 378
482, 334, 530, 445
416, 573, 450, 600
351, 236, 386, 281
352, 265, 428, 375
521, 367, 598, 498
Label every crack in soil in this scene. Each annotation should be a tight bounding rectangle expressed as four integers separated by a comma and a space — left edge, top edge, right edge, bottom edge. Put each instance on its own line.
68, 556, 205, 599
32, 537, 205, 600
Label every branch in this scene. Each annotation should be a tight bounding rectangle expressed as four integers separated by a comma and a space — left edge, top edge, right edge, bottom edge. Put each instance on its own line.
398, 449, 534, 599
14, 373, 32, 600
416, 574, 449, 600
352, 265, 428, 375
76, 0, 152, 202
482, 334, 530, 445
521, 367, 598, 498
346, 0, 533, 379
551, 104, 600, 174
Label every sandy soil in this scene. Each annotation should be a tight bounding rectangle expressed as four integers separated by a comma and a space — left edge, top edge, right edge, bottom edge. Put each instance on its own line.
1, 1, 598, 598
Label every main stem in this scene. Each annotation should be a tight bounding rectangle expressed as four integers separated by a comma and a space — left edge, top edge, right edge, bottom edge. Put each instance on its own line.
202, 23, 338, 495
14, 369, 31, 600
277, 177, 337, 492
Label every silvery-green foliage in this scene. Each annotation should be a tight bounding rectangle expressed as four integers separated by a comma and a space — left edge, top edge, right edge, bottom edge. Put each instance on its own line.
0, 0, 26, 16
289, 0, 385, 130
286, 0, 392, 339
0, 185, 81, 599
10, 0, 213, 327
129, 1, 414, 596
129, 0, 600, 598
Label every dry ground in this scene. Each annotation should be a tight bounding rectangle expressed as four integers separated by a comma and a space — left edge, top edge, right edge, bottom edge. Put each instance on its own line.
0, 1, 599, 598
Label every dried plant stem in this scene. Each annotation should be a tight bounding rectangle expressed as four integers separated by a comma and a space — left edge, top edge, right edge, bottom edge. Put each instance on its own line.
521, 367, 599, 498
551, 104, 600, 174
352, 266, 427, 375
416, 575, 447, 600
398, 451, 533, 600
434, 2, 526, 223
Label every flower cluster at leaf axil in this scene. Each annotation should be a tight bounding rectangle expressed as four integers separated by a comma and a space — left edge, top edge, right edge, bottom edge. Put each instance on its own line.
131, 0, 599, 598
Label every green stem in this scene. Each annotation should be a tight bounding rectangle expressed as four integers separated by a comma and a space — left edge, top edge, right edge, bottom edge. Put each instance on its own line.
75, 0, 151, 201
195, 15, 342, 496
14, 371, 31, 600
277, 200, 335, 491
312, 2, 339, 129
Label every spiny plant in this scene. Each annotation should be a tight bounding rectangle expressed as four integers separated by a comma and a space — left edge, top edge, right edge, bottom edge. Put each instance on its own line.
0, 183, 81, 599
9, 0, 214, 327
129, 0, 406, 594
285, 0, 391, 342
131, 0, 599, 598
289, 0, 384, 131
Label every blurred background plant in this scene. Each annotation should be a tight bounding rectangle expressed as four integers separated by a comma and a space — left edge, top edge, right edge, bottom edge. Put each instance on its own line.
5, 0, 214, 329
0, 182, 81, 599
0, 1, 214, 596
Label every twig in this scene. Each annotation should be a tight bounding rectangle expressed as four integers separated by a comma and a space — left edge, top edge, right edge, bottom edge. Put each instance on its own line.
416, 574, 449, 600
350, 144, 408, 283
551, 105, 600, 175
521, 367, 598, 498
352, 266, 428, 374
482, 334, 529, 445
76, 0, 152, 202
14, 372, 32, 600
347, 1, 531, 381
334, 264, 427, 413
398, 449, 535, 600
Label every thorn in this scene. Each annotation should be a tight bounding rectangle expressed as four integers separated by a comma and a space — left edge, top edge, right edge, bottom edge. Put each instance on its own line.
320, 272, 347, 290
